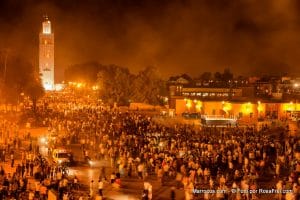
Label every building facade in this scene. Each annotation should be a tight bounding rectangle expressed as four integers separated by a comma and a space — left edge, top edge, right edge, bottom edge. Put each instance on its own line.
39, 16, 54, 90
168, 75, 300, 121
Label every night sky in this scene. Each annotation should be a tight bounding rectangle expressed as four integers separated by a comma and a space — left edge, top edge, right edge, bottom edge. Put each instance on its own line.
1, 0, 300, 81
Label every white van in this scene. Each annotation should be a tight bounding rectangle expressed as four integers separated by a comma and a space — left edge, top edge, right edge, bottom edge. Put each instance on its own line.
52, 148, 71, 165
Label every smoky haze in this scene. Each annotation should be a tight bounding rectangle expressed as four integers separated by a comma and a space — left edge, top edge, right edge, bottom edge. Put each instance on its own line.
1, 0, 300, 81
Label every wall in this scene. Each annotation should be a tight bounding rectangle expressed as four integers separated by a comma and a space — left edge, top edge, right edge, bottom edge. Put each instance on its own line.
175, 99, 267, 120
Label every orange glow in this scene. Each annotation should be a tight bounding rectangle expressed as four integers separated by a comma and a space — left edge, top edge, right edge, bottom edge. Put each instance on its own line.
186, 99, 192, 109
196, 101, 202, 111
257, 101, 264, 112
241, 102, 253, 114
283, 102, 300, 111
92, 85, 99, 90
68, 82, 86, 88
222, 102, 232, 113
257, 105, 263, 112
77, 83, 82, 88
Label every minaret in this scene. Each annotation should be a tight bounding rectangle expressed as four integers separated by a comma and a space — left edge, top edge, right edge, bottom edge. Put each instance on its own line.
39, 15, 54, 90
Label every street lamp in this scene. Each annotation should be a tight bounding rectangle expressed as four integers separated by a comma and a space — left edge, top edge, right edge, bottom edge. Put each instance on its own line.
186, 99, 192, 110
222, 101, 232, 115
196, 101, 202, 112
257, 101, 263, 119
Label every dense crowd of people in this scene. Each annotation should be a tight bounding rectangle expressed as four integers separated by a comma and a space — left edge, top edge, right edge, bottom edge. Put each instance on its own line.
27, 93, 300, 200
0, 92, 299, 199
0, 117, 88, 200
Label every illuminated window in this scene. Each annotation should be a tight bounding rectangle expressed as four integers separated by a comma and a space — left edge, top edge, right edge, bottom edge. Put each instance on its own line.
44, 40, 48, 45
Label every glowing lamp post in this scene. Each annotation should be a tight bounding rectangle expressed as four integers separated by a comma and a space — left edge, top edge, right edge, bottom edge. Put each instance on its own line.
257, 101, 263, 118
186, 99, 192, 111
241, 102, 253, 122
196, 101, 202, 113
222, 101, 232, 116
246, 102, 252, 114
92, 85, 99, 91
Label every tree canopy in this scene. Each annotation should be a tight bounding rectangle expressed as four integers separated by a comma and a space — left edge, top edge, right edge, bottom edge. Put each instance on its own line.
65, 62, 167, 106
97, 65, 167, 106
130, 66, 167, 105
97, 65, 133, 105
0, 52, 44, 107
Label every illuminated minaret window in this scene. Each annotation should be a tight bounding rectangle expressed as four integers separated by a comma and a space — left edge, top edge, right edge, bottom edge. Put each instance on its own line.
39, 15, 54, 90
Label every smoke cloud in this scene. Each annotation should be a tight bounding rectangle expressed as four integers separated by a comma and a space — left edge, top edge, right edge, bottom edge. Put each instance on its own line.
1, 0, 300, 81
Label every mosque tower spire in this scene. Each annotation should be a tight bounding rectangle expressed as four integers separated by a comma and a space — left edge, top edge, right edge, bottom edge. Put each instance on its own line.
39, 15, 55, 90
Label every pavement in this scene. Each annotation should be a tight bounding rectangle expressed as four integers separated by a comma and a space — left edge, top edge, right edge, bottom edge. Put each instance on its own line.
66, 144, 186, 200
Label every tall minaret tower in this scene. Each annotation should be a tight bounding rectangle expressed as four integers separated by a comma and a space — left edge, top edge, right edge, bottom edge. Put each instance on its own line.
39, 15, 54, 90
